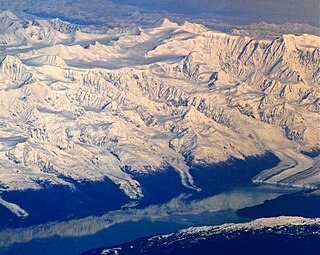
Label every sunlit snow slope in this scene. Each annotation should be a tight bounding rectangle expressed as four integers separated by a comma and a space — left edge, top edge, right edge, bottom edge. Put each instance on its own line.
0, 11, 319, 199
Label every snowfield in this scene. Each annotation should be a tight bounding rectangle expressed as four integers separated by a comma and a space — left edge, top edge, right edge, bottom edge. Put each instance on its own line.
0, 11, 319, 202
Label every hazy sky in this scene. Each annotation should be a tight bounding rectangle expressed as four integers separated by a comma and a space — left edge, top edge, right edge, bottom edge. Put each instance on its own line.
0, 0, 319, 26
112, 0, 320, 26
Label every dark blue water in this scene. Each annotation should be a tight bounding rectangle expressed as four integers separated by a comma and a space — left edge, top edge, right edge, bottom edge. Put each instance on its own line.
190, 152, 279, 199
0, 178, 129, 229
0, 167, 191, 230
237, 189, 320, 219
0, 185, 300, 255
0, 152, 280, 229
0, 220, 184, 255
132, 167, 192, 207
82, 224, 320, 255
0, 152, 304, 255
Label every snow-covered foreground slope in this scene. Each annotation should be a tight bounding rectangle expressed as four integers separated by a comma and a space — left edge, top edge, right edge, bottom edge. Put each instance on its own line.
82, 216, 320, 255
0, 11, 319, 200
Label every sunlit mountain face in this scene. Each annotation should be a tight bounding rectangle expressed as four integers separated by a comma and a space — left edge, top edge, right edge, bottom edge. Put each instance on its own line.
0, 1, 319, 255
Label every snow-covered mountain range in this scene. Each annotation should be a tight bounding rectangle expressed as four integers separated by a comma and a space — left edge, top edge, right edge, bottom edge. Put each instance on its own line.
0, 11, 319, 203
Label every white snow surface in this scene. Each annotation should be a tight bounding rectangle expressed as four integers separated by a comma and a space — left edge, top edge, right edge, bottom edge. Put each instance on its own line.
177, 216, 320, 236
0, 11, 319, 198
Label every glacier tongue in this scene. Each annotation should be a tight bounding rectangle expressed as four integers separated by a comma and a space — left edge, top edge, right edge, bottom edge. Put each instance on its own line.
0, 12, 319, 198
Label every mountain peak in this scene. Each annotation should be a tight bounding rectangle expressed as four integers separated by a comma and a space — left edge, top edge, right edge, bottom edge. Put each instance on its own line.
153, 18, 179, 28
182, 21, 207, 34
0, 10, 19, 20
0, 55, 23, 66
0, 55, 33, 89
27, 55, 68, 67
283, 33, 320, 49
183, 106, 209, 124
0, 10, 21, 30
